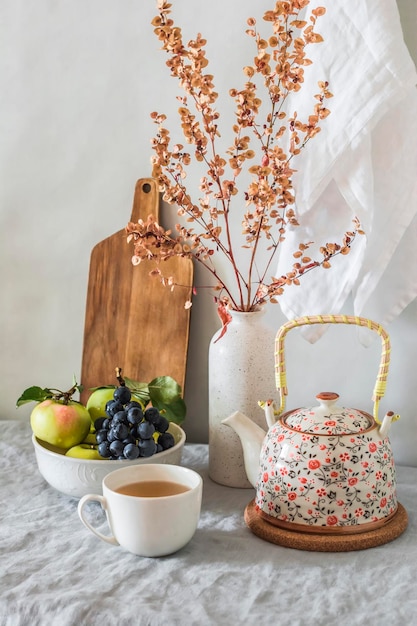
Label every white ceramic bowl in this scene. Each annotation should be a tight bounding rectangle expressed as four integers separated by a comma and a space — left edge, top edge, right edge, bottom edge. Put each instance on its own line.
32, 422, 186, 499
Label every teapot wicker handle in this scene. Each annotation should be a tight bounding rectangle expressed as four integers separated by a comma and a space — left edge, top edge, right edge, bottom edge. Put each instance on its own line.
275, 315, 391, 423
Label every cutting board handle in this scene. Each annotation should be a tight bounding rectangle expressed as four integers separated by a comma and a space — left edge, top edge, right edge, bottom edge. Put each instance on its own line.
130, 178, 160, 223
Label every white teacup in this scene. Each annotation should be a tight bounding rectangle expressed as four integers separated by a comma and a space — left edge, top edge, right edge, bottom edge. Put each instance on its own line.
78, 463, 203, 557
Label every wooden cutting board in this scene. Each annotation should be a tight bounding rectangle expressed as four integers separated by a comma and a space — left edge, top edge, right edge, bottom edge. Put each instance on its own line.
80, 178, 193, 403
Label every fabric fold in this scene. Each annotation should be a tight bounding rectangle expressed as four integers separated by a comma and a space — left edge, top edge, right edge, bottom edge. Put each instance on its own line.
275, 0, 417, 343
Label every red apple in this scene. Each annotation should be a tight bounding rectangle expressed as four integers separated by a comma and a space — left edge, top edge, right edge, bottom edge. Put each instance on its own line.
30, 399, 91, 449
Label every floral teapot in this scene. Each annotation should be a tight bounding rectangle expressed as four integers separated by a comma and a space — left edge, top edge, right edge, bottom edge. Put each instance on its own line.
223, 315, 400, 535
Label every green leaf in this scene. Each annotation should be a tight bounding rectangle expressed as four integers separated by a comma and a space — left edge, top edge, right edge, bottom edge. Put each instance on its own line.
72, 374, 84, 394
154, 397, 186, 425
123, 375, 186, 423
148, 376, 182, 405
124, 378, 149, 393
124, 378, 151, 406
16, 386, 53, 408
148, 376, 185, 424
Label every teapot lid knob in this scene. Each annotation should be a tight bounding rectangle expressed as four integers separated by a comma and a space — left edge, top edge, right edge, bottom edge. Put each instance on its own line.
316, 392, 339, 402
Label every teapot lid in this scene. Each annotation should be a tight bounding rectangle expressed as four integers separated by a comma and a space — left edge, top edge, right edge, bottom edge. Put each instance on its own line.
283, 392, 373, 435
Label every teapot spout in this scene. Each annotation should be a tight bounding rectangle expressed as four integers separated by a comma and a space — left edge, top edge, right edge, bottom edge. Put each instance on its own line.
378, 411, 400, 439
222, 411, 266, 488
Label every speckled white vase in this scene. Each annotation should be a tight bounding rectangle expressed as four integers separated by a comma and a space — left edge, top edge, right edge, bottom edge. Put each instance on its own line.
208, 309, 276, 488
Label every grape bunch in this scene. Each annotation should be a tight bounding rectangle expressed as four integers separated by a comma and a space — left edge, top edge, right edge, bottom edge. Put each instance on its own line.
94, 385, 175, 460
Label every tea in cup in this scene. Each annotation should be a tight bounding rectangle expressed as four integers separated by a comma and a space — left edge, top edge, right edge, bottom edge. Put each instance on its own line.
78, 463, 203, 557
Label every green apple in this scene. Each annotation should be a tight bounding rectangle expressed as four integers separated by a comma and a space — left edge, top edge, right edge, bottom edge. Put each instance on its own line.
86, 388, 116, 421
30, 399, 91, 449
65, 443, 102, 460
82, 431, 98, 445
86, 387, 145, 421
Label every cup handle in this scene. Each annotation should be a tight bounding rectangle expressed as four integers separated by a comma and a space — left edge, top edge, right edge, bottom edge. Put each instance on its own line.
77, 494, 119, 546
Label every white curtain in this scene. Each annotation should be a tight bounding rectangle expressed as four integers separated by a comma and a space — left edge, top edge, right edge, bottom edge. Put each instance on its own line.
276, 0, 417, 343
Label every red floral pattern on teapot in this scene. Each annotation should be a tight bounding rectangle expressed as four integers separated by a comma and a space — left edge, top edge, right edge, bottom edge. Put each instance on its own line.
255, 400, 397, 531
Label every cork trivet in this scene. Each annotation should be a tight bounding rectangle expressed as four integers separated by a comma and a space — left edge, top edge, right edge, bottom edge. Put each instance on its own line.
244, 500, 408, 552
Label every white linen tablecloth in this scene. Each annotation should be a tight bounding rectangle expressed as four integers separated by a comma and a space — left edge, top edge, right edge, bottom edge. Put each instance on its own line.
1, 420, 416, 626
